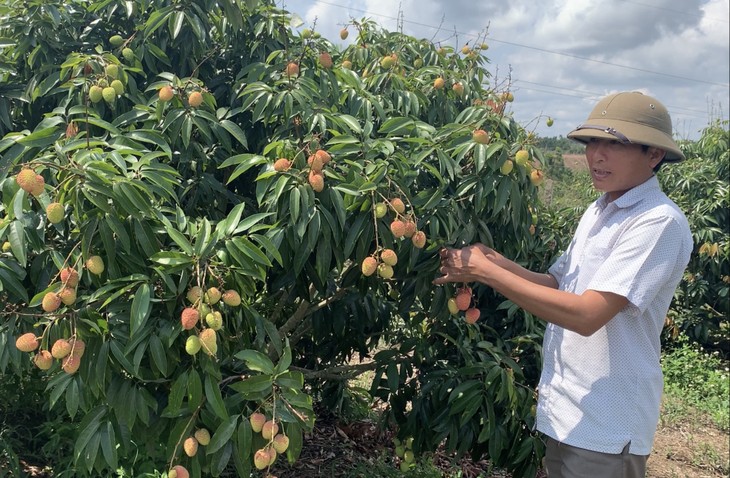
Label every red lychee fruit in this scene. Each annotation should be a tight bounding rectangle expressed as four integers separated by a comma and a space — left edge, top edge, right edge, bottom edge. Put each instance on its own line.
308, 170, 324, 192
272, 433, 290, 453
183, 436, 198, 457
411, 231, 427, 249
15, 332, 39, 352
62, 354, 81, 374
261, 420, 279, 440
250, 412, 266, 433
58, 287, 77, 306
254, 448, 271, 470
168, 465, 189, 478
361, 256, 378, 277
455, 290, 471, 311
188, 91, 203, 108
285, 62, 300, 77
68, 338, 86, 358
51, 338, 72, 359
199, 328, 217, 355
15, 168, 38, 193
307, 153, 325, 173
390, 198, 406, 214
34, 350, 53, 370
181, 307, 200, 330
60, 267, 79, 287
465, 307, 480, 324
390, 220, 406, 238
403, 220, 417, 238
318, 52, 333, 69
158, 85, 174, 102
222, 289, 241, 307
380, 249, 398, 266
472, 129, 490, 144
42, 292, 62, 312
274, 158, 292, 172
433, 77, 445, 89
30, 174, 45, 196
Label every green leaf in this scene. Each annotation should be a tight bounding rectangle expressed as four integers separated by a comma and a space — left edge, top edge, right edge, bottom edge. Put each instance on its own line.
150, 251, 193, 266
148, 334, 168, 376
207, 415, 238, 455
205, 375, 229, 420
234, 349, 275, 374
130, 283, 152, 338
219, 119, 248, 148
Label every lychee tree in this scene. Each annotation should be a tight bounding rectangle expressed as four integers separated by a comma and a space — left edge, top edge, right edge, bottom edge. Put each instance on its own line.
0, 1, 549, 476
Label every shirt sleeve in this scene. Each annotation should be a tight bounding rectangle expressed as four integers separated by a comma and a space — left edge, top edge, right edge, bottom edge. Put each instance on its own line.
586, 212, 689, 314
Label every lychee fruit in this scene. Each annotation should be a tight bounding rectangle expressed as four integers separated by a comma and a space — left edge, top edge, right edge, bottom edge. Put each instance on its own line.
254, 448, 271, 470
455, 290, 471, 311
30, 174, 45, 196
465, 307, 480, 324
46, 202, 65, 224
15, 332, 39, 352
361, 256, 378, 277
380, 55, 395, 69
515, 149, 529, 165
42, 292, 62, 312
60, 267, 79, 287
500, 159, 514, 175
546, 117, 554, 127
102, 86, 117, 104
452, 82, 464, 96
285, 62, 299, 77
34, 350, 53, 370
51, 338, 72, 359
341, 60, 352, 69
109, 34, 124, 46
58, 287, 77, 306
403, 220, 417, 238
68, 338, 86, 358
339, 28, 349, 40
250, 412, 266, 433
105, 64, 119, 79
89, 85, 104, 103
377, 263, 394, 279
205, 311, 223, 331
111, 79, 124, 95
274, 158, 292, 172
168, 465, 189, 478
390, 198, 406, 214
186, 286, 202, 304
318, 52, 333, 69
472, 129, 489, 144
181, 307, 200, 330
411, 231, 427, 249
447, 297, 459, 315
308, 154, 325, 173
158, 85, 174, 102
380, 249, 398, 266
204, 287, 221, 304
188, 91, 203, 108
185, 336, 201, 355
122, 47, 135, 62
62, 354, 81, 374
194, 428, 211, 446
272, 434, 289, 454
199, 328, 217, 355
308, 170, 324, 192
222, 289, 241, 307
16, 168, 38, 193
183, 436, 198, 457
314, 149, 331, 165
530, 169, 544, 186
433, 77, 445, 89
261, 420, 279, 440
85, 255, 105, 275
374, 202, 387, 218
390, 220, 406, 238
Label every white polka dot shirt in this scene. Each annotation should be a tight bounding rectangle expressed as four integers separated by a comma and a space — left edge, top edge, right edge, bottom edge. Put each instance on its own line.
537, 175, 693, 455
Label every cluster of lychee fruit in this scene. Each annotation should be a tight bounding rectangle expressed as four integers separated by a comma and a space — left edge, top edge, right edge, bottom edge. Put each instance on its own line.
447, 286, 480, 324
16, 333, 87, 374
249, 412, 290, 470
15, 166, 68, 225
157, 84, 204, 108
88, 62, 125, 106
394, 436, 416, 472
181, 285, 241, 357
41, 258, 104, 313
272, 148, 332, 194
182, 427, 211, 458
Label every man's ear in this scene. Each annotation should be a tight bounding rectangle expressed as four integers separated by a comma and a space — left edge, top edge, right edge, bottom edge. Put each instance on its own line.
648, 147, 666, 168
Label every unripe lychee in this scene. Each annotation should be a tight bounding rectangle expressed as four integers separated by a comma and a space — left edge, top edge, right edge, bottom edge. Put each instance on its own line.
42, 292, 62, 312
261, 420, 279, 440
374, 202, 387, 218
2, 242, 10, 252
530, 169, 544, 187
452, 82, 464, 96
380, 249, 398, 266
411, 231, 427, 249
500, 159, 514, 175
390, 198, 406, 214
111, 79, 124, 95
461, 45, 471, 55
15, 332, 39, 352
51, 338, 72, 359
194, 428, 211, 446
377, 263, 394, 279
60, 267, 79, 287
249, 412, 266, 433
186, 285, 202, 304
102, 86, 117, 104
199, 328, 217, 355
380, 55, 395, 69
185, 335, 201, 355
85, 255, 105, 275
58, 287, 77, 306
46, 202, 65, 224
504, 91, 514, 102
109, 34, 124, 46
62, 354, 81, 374
274, 158, 292, 172
318, 52, 333, 69
158, 85, 174, 102
16, 168, 38, 193
181, 307, 199, 330
455, 291, 471, 311
89, 85, 103, 103
413, 58, 424, 68
403, 221, 417, 238
68, 338, 86, 358
285, 62, 299, 77
403, 450, 415, 463
105, 64, 119, 79
433, 77, 445, 89
308, 170, 324, 192
183, 436, 198, 457
472, 129, 489, 144
222, 289, 241, 307
30, 174, 45, 196
169, 465, 189, 478
254, 448, 270, 470
465, 307, 480, 324
546, 117, 554, 127
361, 256, 378, 277
339, 28, 349, 40
188, 91, 203, 108
204, 287, 221, 304
122, 47, 134, 62
341, 60, 352, 69
515, 149, 529, 165
205, 311, 223, 331
272, 433, 290, 453
390, 220, 406, 238
447, 297, 459, 315
34, 350, 53, 370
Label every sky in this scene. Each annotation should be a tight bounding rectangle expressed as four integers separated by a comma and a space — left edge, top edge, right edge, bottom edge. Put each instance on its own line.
276, 0, 729, 141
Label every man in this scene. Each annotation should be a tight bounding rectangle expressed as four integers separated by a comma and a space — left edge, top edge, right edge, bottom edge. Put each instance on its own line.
434, 91, 693, 477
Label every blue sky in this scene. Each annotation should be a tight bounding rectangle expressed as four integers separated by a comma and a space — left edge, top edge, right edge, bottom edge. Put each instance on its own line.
276, 0, 729, 141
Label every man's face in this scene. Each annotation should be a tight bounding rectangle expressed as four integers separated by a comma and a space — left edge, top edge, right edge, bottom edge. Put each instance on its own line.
584, 138, 664, 201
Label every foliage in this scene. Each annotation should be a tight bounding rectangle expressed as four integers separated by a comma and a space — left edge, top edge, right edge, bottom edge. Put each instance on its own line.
0, 0, 549, 476
661, 334, 729, 430
659, 121, 730, 348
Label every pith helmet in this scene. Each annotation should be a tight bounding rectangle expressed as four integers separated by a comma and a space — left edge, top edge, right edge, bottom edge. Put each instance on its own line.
567, 91, 684, 161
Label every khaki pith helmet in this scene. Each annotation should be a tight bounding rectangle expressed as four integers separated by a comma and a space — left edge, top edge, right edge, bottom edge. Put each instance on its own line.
567, 91, 685, 161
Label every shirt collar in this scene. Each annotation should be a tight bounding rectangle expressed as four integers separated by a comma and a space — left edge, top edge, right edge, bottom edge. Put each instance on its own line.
596, 175, 660, 210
